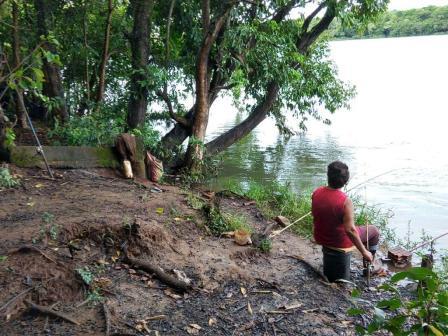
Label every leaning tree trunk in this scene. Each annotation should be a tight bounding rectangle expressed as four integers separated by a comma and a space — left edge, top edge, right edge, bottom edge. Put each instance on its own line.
206, 82, 279, 155
12, 1, 28, 128
205, 5, 336, 156
126, 0, 153, 129
34, 0, 68, 123
95, 0, 113, 104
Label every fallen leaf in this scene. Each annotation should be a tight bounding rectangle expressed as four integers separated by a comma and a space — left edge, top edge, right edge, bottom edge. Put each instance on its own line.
247, 302, 253, 315
26, 202, 35, 207
268, 317, 276, 323
240, 287, 247, 297
164, 289, 182, 300
128, 269, 137, 274
173, 217, 182, 221
186, 324, 202, 334
208, 317, 217, 326
221, 231, 235, 238
283, 302, 303, 310
155, 207, 164, 215
35, 183, 44, 188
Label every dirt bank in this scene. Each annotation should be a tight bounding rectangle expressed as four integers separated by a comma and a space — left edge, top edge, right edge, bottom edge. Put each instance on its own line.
0, 167, 386, 335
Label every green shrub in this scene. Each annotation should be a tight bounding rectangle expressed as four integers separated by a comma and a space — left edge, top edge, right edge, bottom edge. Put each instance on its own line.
222, 213, 252, 233
350, 267, 448, 335
0, 167, 19, 188
48, 108, 159, 149
259, 238, 273, 253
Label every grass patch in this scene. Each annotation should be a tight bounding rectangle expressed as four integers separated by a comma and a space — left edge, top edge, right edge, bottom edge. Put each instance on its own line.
222, 213, 252, 233
225, 180, 393, 241
185, 193, 206, 210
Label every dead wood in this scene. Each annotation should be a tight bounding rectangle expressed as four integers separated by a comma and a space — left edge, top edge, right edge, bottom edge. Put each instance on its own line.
8, 245, 57, 264
0, 287, 35, 313
25, 300, 80, 325
123, 255, 191, 292
103, 302, 111, 336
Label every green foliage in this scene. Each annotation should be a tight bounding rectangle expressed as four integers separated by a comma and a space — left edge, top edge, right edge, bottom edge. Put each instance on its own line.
76, 266, 94, 285
86, 289, 104, 304
185, 193, 205, 210
0, 167, 20, 188
222, 213, 252, 233
259, 238, 273, 253
225, 180, 314, 237
48, 108, 160, 148
0, 256, 7, 262
225, 180, 392, 240
5, 128, 16, 148
330, 5, 448, 39
350, 267, 448, 335
350, 193, 396, 246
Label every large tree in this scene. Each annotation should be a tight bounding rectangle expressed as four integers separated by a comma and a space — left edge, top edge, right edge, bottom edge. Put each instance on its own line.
155, 0, 388, 170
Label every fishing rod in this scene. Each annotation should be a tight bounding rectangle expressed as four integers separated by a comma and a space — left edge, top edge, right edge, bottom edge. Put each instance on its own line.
269, 168, 405, 238
24, 110, 54, 179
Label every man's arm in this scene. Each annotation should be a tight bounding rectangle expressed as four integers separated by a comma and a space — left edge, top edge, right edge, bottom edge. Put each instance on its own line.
343, 198, 373, 262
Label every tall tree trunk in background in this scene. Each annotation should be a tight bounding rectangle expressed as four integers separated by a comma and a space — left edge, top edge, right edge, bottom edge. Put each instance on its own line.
126, 0, 153, 129
0, 104, 6, 152
34, 0, 68, 123
95, 0, 113, 104
12, 1, 28, 128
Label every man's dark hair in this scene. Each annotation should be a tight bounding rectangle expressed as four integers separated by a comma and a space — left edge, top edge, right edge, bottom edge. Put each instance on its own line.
327, 161, 350, 189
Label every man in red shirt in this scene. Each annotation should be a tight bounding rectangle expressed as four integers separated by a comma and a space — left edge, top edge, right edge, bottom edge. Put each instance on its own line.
312, 161, 379, 281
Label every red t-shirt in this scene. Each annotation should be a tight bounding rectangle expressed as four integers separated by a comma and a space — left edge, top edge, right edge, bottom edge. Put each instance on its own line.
312, 186, 354, 248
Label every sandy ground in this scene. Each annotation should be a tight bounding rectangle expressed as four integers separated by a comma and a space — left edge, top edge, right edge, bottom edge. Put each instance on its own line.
0, 166, 387, 335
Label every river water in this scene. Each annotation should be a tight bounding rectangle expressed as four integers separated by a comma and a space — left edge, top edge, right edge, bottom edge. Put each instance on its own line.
205, 34, 448, 248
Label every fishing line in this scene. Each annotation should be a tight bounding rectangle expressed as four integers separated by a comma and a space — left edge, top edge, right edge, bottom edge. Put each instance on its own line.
270, 167, 409, 238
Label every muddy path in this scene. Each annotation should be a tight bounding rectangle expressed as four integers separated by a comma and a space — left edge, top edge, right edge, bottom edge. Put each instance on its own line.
0, 167, 387, 335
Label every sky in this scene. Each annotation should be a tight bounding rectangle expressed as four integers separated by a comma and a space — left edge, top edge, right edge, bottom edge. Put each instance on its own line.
389, 0, 448, 10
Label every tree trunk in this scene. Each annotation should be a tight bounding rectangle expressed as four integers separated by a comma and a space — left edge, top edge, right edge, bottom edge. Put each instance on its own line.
206, 82, 279, 155
0, 104, 6, 152
95, 0, 113, 104
184, 1, 233, 171
34, 0, 68, 123
126, 0, 153, 129
12, 1, 28, 129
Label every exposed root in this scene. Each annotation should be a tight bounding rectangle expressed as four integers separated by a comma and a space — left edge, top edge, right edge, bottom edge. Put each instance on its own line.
123, 254, 191, 292
25, 300, 80, 325
8, 245, 58, 264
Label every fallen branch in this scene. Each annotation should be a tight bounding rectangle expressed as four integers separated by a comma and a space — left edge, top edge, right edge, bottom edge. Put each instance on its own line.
103, 302, 111, 336
8, 245, 57, 264
0, 287, 35, 313
123, 255, 191, 292
25, 300, 80, 325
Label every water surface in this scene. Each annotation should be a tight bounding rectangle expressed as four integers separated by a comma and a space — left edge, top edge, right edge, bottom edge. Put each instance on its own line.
205, 35, 448, 248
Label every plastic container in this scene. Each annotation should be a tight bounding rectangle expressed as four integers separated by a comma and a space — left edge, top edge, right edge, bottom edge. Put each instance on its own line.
322, 246, 351, 282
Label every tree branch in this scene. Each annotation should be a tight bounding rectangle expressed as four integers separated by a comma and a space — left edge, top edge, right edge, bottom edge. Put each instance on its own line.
156, 90, 190, 127
301, 1, 326, 34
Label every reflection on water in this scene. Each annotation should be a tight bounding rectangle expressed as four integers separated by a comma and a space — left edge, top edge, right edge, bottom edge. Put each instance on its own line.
206, 35, 448, 248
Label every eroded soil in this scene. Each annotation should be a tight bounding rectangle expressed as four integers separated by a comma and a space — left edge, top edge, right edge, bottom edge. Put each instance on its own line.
0, 167, 385, 335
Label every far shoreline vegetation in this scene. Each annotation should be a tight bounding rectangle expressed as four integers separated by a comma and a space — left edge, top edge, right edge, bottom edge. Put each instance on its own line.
329, 5, 448, 40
